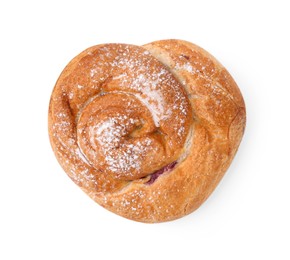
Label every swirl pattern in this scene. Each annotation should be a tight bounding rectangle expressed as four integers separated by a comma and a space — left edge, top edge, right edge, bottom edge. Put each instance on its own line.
49, 39, 246, 222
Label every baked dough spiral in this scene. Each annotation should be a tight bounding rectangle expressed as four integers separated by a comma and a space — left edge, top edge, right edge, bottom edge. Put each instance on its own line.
48, 39, 246, 223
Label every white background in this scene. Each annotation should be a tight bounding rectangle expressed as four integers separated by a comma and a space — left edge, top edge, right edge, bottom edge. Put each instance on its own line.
1, 0, 289, 259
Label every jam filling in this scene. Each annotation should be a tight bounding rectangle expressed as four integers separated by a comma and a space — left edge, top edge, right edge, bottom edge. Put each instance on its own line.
145, 161, 177, 185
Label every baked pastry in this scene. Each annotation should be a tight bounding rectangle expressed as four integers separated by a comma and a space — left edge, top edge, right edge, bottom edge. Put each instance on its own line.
48, 39, 246, 223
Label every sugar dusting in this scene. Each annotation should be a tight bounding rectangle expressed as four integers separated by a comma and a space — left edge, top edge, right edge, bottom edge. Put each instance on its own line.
88, 115, 152, 174
111, 51, 177, 128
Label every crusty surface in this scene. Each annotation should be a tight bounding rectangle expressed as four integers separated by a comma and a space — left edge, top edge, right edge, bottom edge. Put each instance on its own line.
48, 39, 246, 223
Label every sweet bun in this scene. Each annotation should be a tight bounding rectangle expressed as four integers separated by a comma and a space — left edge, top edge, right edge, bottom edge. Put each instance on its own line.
48, 39, 246, 223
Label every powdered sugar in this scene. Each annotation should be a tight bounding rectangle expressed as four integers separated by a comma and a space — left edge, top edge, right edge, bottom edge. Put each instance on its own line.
85, 114, 153, 175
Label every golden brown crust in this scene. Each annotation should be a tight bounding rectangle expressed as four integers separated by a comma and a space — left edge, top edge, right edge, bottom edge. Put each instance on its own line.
48, 39, 246, 223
